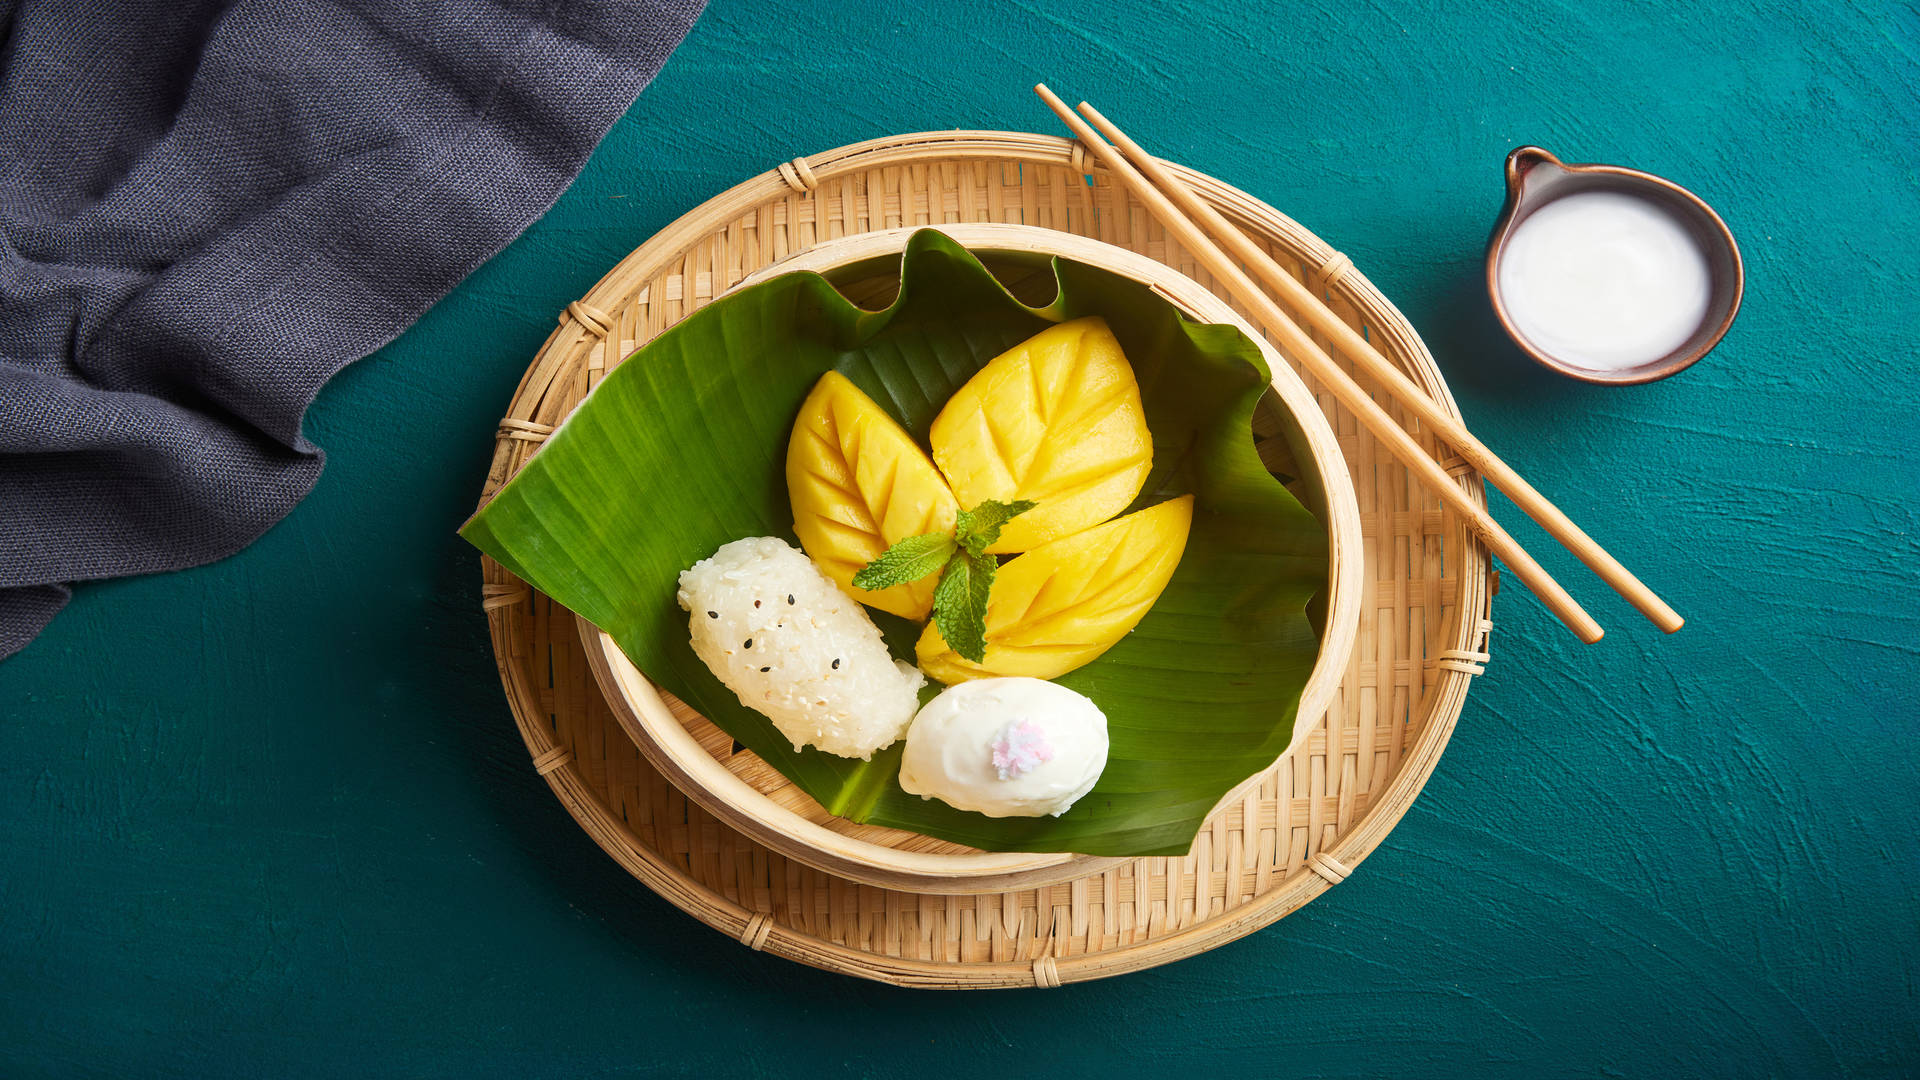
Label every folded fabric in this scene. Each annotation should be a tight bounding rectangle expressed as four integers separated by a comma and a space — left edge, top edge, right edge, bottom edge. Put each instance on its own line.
0, 0, 704, 659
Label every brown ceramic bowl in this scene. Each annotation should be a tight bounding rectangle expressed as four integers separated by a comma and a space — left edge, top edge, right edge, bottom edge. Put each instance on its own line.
1486, 146, 1744, 385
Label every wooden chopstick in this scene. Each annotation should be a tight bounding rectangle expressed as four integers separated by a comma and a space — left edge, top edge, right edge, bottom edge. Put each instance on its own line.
1034, 83, 1608, 644
1070, 99, 1684, 637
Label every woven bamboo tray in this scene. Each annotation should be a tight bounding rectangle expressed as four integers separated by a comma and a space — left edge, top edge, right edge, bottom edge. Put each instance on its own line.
477, 130, 1494, 988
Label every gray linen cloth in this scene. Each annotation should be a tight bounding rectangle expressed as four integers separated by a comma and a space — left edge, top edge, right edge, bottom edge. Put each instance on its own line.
0, 0, 702, 659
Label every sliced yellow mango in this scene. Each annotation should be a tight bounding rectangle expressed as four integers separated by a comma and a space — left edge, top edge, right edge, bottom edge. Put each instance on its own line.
787, 371, 957, 619
917, 495, 1193, 684
929, 316, 1152, 553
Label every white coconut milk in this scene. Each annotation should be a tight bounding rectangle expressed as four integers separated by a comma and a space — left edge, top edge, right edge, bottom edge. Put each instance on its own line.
1497, 190, 1712, 371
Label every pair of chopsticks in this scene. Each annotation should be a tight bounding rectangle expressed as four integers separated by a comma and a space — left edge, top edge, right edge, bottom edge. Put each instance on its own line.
1035, 85, 1681, 643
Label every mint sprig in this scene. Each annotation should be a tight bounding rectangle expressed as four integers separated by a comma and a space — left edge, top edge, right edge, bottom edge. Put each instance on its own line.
929, 548, 994, 663
849, 499, 1035, 663
850, 531, 956, 591
954, 499, 1036, 555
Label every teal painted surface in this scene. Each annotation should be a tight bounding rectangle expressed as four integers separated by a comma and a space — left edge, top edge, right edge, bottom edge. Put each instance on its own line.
2, 0, 1915, 1074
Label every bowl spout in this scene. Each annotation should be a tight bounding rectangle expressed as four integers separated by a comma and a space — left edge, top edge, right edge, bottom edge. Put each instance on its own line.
1503, 145, 1566, 197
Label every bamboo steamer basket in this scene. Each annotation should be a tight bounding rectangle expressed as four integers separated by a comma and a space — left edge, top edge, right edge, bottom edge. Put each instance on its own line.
477, 131, 1494, 986
577, 222, 1365, 894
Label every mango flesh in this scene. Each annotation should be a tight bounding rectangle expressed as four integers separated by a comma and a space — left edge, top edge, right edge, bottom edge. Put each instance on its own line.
787, 371, 957, 619
929, 317, 1152, 553
917, 495, 1194, 684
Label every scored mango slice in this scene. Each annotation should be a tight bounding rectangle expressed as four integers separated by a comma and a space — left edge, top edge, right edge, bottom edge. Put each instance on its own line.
787, 371, 957, 619
916, 495, 1194, 684
929, 316, 1152, 553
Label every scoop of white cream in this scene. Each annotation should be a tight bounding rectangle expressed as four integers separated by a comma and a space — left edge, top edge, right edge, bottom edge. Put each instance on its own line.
1497, 190, 1712, 372
897, 678, 1108, 818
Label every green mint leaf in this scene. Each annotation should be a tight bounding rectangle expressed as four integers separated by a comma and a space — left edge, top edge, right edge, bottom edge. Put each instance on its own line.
932, 548, 996, 663
954, 498, 1038, 556
851, 532, 958, 591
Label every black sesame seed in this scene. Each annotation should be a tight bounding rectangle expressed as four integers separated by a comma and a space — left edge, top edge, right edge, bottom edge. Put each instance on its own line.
787, 594, 795, 605
759, 666, 770, 673
831, 658, 840, 669
743, 638, 753, 649
707, 611, 718, 619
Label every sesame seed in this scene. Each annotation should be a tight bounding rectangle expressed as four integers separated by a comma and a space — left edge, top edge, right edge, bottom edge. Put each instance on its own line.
743, 638, 753, 649
831, 658, 840, 669
754, 599, 761, 608
759, 666, 770, 673
707, 611, 718, 619
787, 594, 795, 605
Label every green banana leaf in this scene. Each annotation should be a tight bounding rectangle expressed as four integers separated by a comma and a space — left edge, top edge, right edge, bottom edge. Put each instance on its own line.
463, 229, 1327, 857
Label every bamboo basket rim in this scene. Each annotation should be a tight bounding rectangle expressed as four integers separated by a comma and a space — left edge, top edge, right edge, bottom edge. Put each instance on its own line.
577, 221, 1365, 893
477, 130, 1491, 987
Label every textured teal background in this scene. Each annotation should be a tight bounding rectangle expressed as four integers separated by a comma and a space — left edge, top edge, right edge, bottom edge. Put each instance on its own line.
3, 1, 1915, 1075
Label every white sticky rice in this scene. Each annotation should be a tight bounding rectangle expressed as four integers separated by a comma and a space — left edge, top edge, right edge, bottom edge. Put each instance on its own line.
677, 537, 925, 759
